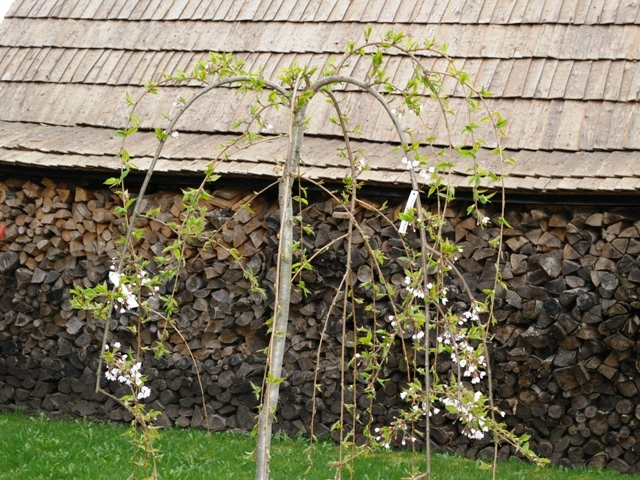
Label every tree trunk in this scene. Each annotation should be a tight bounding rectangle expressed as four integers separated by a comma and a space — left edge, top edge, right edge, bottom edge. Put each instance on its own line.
255, 104, 307, 480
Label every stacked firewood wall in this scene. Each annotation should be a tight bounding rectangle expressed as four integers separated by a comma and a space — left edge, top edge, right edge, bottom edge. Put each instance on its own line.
1, 176, 640, 473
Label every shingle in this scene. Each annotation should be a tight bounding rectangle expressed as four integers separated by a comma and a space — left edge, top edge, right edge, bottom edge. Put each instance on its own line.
532, 176, 552, 190
572, 0, 592, 23
7, 0, 37, 17
511, 24, 532, 57
124, 0, 149, 19
222, 0, 246, 21
557, 0, 580, 23
556, 177, 586, 191
309, 0, 335, 20
391, 1, 417, 22
376, 0, 399, 22
341, 0, 370, 21
615, 0, 640, 23
547, 24, 568, 58
0, 47, 11, 73
357, 0, 383, 21
563, 151, 608, 176
199, 0, 224, 20
618, 24, 640, 59
113, 0, 137, 18
473, 58, 500, 92
487, 58, 513, 96
66, 0, 90, 17
579, 101, 602, 150
540, 0, 563, 22
178, 0, 204, 19
600, 0, 620, 23
478, 24, 507, 58
564, 61, 590, 99
553, 101, 587, 150
20, 47, 51, 82
0, 47, 29, 81
410, 2, 439, 24
618, 61, 640, 100
477, 0, 499, 23
277, 0, 304, 21
521, 58, 544, 97
531, 24, 556, 56
491, 0, 517, 23
427, 0, 451, 23
521, 0, 544, 23
163, 0, 190, 19
80, 0, 105, 18
44, 47, 76, 82
502, 58, 529, 97
148, 0, 171, 20
584, 25, 607, 59
603, 59, 624, 99
585, 0, 606, 24
187, 0, 209, 19
537, 100, 564, 150
56, 0, 77, 17
613, 177, 640, 191
501, 24, 523, 58
533, 59, 558, 97
261, 0, 284, 20
327, 0, 350, 22
71, 49, 105, 82
505, 0, 527, 23
583, 60, 609, 98
606, 102, 634, 150
592, 101, 615, 149
34, 0, 61, 17
91, 49, 126, 84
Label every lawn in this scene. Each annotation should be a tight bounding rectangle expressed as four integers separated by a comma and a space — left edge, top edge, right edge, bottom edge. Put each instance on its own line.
0, 411, 637, 479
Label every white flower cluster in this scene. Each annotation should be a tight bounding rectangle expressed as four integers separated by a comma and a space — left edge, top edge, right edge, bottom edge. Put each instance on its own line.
401, 157, 419, 170
418, 167, 435, 180
458, 305, 481, 325
403, 276, 432, 299
354, 158, 367, 175
442, 391, 488, 440
391, 108, 404, 119
480, 215, 490, 226
451, 342, 487, 385
104, 343, 151, 400
261, 123, 274, 133
109, 266, 158, 314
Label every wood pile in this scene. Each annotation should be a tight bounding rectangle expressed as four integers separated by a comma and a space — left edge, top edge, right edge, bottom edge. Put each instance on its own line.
2, 176, 640, 473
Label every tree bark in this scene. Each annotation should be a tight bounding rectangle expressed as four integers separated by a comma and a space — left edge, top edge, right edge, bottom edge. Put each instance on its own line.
255, 103, 308, 480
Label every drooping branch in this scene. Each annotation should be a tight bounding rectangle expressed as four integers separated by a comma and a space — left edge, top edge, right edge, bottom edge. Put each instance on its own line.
313, 75, 434, 474
97, 75, 289, 389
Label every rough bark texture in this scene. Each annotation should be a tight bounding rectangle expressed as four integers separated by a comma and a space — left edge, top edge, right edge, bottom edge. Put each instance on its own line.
2, 176, 640, 474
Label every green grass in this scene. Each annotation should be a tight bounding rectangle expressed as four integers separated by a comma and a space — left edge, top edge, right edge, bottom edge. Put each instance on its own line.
0, 411, 637, 479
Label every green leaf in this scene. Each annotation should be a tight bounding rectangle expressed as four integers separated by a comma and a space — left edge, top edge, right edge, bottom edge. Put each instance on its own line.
155, 128, 168, 141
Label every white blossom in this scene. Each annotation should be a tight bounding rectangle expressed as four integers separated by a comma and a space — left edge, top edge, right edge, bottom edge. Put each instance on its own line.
137, 386, 151, 400
412, 330, 425, 341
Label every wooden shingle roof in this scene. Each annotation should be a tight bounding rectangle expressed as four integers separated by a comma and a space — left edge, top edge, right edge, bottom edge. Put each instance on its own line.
1, 0, 639, 193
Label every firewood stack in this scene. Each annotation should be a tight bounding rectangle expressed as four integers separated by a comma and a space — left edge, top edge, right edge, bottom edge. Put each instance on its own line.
1, 176, 640, 473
